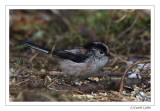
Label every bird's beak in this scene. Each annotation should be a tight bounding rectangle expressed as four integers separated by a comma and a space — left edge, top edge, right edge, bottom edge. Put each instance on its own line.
106, 52, 111, 57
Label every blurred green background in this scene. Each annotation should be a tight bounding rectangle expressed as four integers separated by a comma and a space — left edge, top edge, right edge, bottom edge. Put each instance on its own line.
10, 9, 150, 56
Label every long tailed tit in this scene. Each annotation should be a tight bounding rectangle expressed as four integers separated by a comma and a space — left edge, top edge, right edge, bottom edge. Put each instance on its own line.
22, 41, 110, 79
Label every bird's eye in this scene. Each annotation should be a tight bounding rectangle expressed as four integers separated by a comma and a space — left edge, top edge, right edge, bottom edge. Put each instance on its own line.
99, 50, 104, 54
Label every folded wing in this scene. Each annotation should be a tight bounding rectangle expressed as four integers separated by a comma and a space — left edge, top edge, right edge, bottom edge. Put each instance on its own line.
53, 48, 88, 63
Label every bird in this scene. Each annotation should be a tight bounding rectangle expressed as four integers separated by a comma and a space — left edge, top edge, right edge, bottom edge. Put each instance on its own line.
21, 41, 110, 79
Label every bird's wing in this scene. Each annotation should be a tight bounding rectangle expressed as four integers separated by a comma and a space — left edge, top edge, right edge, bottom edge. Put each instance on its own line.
53, 48, 88, 63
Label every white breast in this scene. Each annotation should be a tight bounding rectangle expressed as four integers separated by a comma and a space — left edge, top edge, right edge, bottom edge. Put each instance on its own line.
59, 60, 95, 78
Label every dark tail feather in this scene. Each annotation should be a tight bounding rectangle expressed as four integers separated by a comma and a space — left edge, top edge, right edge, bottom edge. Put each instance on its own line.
19, 40, 51, 54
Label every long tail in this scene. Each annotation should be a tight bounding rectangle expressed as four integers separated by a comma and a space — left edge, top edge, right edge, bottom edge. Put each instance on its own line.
19, 41, 51, 54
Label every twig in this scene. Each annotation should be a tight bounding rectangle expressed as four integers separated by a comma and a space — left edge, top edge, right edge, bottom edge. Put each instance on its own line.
42, 43, 56, 68
48, 71, 63, 75
110, 52, 128, 64
51, 10, 72, 32
29, 53, 38, 62
51, 42, 56, 54
141, 62, 150, 70
114, 14, 127, 23
118, 19, 137, 39
119, 60, 150, 95
15, 79, 30, 85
